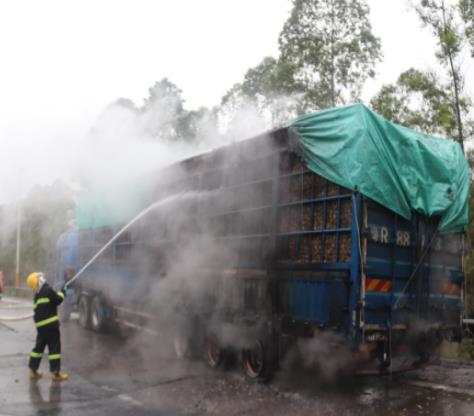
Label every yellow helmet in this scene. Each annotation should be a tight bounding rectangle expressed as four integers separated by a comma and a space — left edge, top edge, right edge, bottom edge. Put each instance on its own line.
26, 272, 43, 290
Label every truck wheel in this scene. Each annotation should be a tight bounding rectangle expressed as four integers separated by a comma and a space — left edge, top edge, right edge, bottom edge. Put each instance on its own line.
60, 305, 72, 323
90, 296, 107, 333
78, 296, 91, 329
241, 339, 273, 381
205, 334, 227, 369
376, 341, 391, 370
173, 334, 192, 360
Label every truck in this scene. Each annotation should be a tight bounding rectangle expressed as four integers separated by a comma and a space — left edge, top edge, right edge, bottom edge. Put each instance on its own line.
54, 228, 79, 320
68, 104, 469, 378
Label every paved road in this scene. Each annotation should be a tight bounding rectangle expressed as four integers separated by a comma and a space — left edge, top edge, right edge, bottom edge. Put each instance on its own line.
1, 296, 474, 415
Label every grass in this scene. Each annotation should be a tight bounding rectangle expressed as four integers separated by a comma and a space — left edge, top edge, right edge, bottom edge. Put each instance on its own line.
441, 339, 474, 361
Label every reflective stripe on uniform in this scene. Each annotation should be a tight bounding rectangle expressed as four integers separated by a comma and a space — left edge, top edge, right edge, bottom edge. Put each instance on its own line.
30, 352, 42, 358
35, 315, 59, 328
57, 291, 65, 299
34, 298, 50, 309
48, 354, 61, 360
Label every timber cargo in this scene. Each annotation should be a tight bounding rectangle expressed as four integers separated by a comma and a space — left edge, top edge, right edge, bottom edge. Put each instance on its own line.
63, 104, 469, 378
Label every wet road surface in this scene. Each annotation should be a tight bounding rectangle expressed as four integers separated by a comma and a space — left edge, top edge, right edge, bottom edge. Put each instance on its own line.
1, 296, 474, 415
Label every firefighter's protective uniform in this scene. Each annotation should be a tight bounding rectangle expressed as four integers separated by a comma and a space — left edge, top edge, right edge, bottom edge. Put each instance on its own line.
27, 272, 69, 381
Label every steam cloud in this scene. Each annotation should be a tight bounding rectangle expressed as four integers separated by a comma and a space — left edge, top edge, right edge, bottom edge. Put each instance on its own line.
1, 84, 331, 382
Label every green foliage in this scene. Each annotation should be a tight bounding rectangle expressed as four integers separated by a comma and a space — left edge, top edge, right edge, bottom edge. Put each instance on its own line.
415, 0, 463, 59
0, 181, 74, 286
221, 0, 382, 124
237, 57, 282, 98
464, 189, 474, 316
96, 78, 213, 142
113, 97, 139, 112
221, 57, 302, 124
236, 57, 302, 100
413, 0, 468, 151
134, 78, 216, 141
460, 0, 474, 56
141, 78, 186, 140
278, 0, 382, 110
370, 68, 458, 137
175, 107, 216, 141
464, 149, 474, 316
411, 3, 473, 319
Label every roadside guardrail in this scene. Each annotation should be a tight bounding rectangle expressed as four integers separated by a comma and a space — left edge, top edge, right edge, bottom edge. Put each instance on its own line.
2, 286, 34, 299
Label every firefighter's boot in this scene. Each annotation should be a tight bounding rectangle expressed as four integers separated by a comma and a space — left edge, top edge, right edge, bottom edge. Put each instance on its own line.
29, 369, 43, 380
51, 371, 69, 381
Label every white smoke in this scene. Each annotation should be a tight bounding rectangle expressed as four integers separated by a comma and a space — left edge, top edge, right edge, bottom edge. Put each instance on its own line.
0, 77, 304, 210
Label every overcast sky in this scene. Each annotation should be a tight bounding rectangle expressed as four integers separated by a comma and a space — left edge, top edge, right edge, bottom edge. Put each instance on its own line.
0, 0, 472, 201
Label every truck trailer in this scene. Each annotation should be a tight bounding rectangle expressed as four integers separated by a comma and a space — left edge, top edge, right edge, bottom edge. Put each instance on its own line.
65, 104, 469, 378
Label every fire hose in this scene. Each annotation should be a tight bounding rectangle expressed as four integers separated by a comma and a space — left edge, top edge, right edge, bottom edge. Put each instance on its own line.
0, 298, 33, 321
0, 196, 175, 322
63, 197, 170, 290
0, 313, 33, 321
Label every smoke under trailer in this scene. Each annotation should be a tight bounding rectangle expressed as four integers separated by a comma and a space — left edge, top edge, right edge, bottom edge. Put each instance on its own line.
65, 104, 467, 379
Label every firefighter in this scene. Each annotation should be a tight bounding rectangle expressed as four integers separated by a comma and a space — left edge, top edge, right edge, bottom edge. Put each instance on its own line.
26, 272, 69, 381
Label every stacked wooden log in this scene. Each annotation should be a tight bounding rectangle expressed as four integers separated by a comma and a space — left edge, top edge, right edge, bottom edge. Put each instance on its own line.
279, 152, 353, 264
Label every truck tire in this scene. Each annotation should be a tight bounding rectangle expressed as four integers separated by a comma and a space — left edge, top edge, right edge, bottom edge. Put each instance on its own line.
60, 306, 72, 323
173, 334, 192, 360
90, 296, 107, 333
78, 296, 91, 329
241, 339, 273, 381
205, 334, 232, 369
375, 341, 391, 370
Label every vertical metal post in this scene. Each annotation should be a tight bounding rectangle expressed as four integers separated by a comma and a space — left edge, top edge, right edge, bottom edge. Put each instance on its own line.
15, 200, 21, 287
425, 220, 434, 317
390, 212, 397, 322
268, 149, 281, 348
321, 180, 328, 263
270, 151, 280, 255
336, 188, 341, 262
269, 151, 280, 288
349, 193, 361, 346
414, 215, 422, 317
309, 174, 315, 262
462, 233, 466, 320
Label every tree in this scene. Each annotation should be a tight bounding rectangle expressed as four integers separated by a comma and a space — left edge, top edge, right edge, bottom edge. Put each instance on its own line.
221, 57, 302, 126
371, 68, 458, 137
141, 78, 186, 140
175, 107, 216, 142
460, 0, 474, 56
414, 0, 469, 152
278, 0, 382, 111
140, 78, 217, 142
0, 181, 75, 286
113, 97, 139, 112
237, 57, 299, 101
91, 78, 215, 142
88, 97, 140, 144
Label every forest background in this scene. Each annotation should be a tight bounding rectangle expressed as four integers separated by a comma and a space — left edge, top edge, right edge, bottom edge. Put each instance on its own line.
2, 0, 474, 314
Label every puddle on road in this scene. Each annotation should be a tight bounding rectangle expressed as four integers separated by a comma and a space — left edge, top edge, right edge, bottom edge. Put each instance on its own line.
58, 323, 474, 415
358, 387, 385, 405
28, 382, 63, 414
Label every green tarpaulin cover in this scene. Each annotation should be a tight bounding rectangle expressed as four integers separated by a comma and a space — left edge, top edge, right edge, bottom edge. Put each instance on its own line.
77, 104, 469, 233
289, 103, 469, 233
76, 180, 147, 230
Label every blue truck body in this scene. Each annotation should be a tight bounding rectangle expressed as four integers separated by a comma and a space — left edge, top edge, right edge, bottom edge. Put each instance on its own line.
71, 126, 465, 375
55, 229, 79, 284
54, 228, 79, 318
